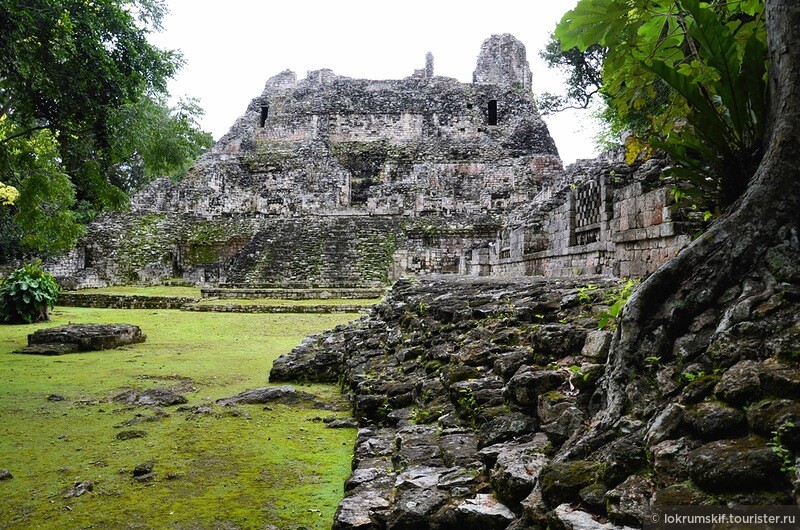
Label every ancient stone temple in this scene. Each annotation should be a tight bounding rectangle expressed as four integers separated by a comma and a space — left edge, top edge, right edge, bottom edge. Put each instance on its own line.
50, 34, 690, 288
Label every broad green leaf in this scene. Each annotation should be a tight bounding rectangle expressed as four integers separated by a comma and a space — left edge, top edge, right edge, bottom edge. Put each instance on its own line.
557, 0, 631, 50
739, 32, 768, 142
681, 0, 747, 139
647, 61, 731, 153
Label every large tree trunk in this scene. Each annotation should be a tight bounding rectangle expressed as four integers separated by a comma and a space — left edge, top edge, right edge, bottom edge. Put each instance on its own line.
559, 0, 800, 461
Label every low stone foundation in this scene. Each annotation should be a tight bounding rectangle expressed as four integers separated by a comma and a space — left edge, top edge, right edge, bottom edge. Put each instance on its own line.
183, 303, 369, 314
58, 293, 198, 309
16, 324, 146, 355
201, 287, 385, 300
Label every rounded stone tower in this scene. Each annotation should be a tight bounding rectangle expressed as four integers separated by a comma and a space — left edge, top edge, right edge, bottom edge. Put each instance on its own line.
472, 33, 532, 91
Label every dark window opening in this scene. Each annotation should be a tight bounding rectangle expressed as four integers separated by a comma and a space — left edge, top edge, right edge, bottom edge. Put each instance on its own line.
84, 247, 93, 268
259, 106, 269, 127
488, 100, 498, 125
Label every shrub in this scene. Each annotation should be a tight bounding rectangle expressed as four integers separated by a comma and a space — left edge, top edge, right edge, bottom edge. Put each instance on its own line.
0, 261, 60, 324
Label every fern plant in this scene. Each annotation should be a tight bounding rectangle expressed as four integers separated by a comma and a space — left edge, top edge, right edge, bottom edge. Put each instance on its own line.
649, 0, 767, 215
0, 261, 60, 324
557, 0, 767, 215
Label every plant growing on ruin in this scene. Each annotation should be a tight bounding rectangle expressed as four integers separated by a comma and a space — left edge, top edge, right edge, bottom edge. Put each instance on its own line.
410, 407, 442, 425
554, 0, 768, 214
597, 279, 637, 329
577, 283, 599, 305
456, 388, 478, 421
681, 370, 705, 383
0, 261, 60, 324
377, 402, 394, 420
569, 365, 590, 382
767, 421, 797, 472
416, 301, 430, 317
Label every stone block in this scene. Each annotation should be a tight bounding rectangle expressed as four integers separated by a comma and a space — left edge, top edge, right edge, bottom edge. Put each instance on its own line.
17, 323, 146, 355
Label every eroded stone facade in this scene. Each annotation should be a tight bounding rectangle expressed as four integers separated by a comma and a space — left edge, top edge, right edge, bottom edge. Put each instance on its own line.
49, 34, 690, 288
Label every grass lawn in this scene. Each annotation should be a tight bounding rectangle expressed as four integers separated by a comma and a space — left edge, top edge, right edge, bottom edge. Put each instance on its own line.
190, 298, 381, 307
67, 286, 203, 298
0, 307, 358, 530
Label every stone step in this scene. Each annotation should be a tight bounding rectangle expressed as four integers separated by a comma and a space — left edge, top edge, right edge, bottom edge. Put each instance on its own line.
57, 291, 376, 314
58, 293, 198, 309
201, 287, 385, 300
181, 303, 370, 314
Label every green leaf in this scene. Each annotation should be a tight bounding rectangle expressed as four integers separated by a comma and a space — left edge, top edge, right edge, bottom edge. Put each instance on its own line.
647, 61, 732, 154
556, 0, 630, 50
739, 31, 768, 142
681, 0, 747, 140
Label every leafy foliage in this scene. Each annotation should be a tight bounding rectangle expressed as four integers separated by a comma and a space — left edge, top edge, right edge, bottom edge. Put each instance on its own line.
597, 279, 638, 329
106, 96, 214, 194
767, 421, 797, 472
0, 181, 18, 205
0, 117, 84, 256
0, 261, 60, 324
0, 0, 212, 257
554, 0, 768, 214
536, 37, 605, 114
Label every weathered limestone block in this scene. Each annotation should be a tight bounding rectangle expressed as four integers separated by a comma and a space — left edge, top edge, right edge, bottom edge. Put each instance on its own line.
333, 490, 392, 530
549, 504, 638, 530
113, 388, 187, 407
490, 442, 549, 505
504, 367, 564, 407
687, 436, 784, 492
605, 475, 655, 526
215, 385, 319, 406
435, 494, 516, 530
16, 323, 145, 355
684, 401, 748, 441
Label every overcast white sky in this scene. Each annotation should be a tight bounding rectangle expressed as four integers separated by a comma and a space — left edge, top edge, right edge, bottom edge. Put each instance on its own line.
150, 0, 600, 164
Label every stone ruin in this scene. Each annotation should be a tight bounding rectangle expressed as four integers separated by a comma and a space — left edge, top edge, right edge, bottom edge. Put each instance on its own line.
14, 324, 146, 355
49, 34, 691, 289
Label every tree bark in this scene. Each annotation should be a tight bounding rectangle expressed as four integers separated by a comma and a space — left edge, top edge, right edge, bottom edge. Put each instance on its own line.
559, 0, 800, 461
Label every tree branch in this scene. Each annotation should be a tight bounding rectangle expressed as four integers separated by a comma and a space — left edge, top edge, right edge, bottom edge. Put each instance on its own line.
0, 124, 51, 144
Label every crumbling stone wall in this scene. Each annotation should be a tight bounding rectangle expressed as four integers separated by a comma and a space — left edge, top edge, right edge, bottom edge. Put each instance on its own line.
472, 151, 693, 278
473, 33, 533, 91
48, 34, 693, 289
131, 36, 558, 221
50, 34, 562, 288
271, 275, 800, 529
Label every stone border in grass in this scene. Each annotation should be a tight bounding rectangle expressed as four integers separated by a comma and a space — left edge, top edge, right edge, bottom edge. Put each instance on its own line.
58, 293, 199, 309
57, 292, 372, 314
200, 287, 385, 300
182, 303, 369, 314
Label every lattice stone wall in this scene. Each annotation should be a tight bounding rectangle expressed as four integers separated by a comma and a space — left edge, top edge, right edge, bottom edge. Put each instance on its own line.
479, 154, 693, 278
572, 180, 602, 246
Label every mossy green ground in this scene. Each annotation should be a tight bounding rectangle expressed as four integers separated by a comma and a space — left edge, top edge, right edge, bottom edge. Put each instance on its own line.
0, 307, 358, 529
67, 286, 202, 298
190, 298, 381, 307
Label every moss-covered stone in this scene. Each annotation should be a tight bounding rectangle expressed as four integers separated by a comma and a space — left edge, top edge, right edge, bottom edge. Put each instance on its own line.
539, 460, 606, 508
688, 435, 785, 492
684, 400, 748, 441
747, 399, 800, 450
652, 481, 715, 505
